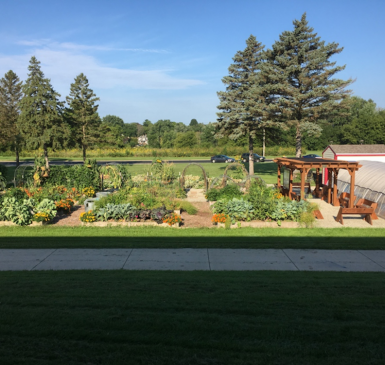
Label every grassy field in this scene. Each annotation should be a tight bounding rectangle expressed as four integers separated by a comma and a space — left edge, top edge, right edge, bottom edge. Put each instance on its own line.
1, 270, 384, 364
2, 161, 279, 184
1, 226, 385, 249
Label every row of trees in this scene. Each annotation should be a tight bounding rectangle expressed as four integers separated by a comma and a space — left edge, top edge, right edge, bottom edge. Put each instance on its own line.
0, 57, 149, 167
215, 13, 352, 174
0, 57, 101, 168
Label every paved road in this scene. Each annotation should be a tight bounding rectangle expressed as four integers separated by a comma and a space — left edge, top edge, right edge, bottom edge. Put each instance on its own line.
1, 248, 385, 272
0, 159, 273, 167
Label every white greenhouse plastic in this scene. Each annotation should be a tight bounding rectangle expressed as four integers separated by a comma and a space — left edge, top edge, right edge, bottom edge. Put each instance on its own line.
337, 160, 385, 219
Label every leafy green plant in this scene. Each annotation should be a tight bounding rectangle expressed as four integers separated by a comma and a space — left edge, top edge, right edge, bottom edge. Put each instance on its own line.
1, 197, 33, 225
36, 199, 57, 220
151, 206, 173, 222
206, 184, 243, 201
212, 198, 254, 222
4, 188, 28, 201
299, 211, 316, 228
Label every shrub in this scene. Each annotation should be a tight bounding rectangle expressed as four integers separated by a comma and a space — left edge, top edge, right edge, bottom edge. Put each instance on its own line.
4, 188, 28, 201
205, 184, 243, 201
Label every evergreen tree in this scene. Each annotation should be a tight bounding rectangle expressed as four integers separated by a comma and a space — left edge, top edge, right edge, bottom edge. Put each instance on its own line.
262, 13, 352, 157
189, 119, 198, 127
0, 70, 23, 166
216, 35, 267, 175
18, 56, 67, 168
66, 73, 100, 161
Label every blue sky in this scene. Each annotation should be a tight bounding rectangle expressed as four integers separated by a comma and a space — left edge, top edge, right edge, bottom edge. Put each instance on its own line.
0, 0, 384, 125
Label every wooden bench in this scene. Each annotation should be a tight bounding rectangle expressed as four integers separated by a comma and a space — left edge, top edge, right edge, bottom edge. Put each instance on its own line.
339, 192, 352, 208
335, 207, 374, 225
292, 182, 311, 194
355, 198, 378, 220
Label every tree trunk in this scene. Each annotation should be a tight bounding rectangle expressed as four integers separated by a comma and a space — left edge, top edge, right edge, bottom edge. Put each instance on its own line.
262, 128, 266, 157
249, 134, 254, 176
295, 126, 302, 158
82, 125, 86, 161
15, 145, 19, 168
43, 143, 49, 169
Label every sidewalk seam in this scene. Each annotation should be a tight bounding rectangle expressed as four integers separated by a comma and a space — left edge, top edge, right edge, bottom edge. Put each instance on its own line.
122, 248, 134, 269
207, 248, 211, 271
31, 249, 57, 271
357, 250, 385, 270
281, 249, 300, 271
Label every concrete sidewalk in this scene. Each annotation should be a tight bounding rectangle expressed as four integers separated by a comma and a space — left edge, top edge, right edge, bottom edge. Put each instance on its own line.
1, 248, 385, 272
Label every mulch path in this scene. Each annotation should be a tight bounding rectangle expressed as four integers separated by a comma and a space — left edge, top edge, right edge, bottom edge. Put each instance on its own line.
51, 205, 84, 226
181, 202, 213, 228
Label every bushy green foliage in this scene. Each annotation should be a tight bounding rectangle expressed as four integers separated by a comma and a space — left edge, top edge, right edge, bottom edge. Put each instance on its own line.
268, 200, 309, 226
44, 163, 100, 190
213, 198, 254, 222
245, 180, 276, 220
35, 199, 57, 220
206, 184, 243, 201
0, 164, 8, 177
95, 203, 137, 222
4, 188, 28, 201
1, 197, 33, 225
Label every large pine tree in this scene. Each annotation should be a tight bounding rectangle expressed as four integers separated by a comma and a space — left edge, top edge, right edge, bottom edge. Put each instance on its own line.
262, 13, 352, 157
18, 56, 66, 168
0, 70, 23, 166
66, 73, 100, 161
216, 35, 267, 175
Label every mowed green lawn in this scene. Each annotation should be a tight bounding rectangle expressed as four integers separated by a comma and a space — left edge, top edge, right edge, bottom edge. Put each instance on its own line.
1, 226, 385, 249
1, 270, 385, 365
2, 161, 279, 184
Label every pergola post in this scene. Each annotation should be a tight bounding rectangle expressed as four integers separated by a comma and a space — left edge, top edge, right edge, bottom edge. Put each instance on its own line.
289, 168, 294, 195
300, 168, 308, 200
333, 169, 339, 206
327, 169, 333, 204
349, 169, 356, 208
277, 164, 281, 189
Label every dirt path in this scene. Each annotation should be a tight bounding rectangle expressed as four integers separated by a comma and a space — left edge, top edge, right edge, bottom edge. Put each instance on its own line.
181, 202, 213, 228
51, 205, 84, 226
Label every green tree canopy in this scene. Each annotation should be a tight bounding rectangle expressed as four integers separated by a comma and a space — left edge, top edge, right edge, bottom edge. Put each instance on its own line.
174, 131, 198, 148
0, 70, 23, 165
263, 13, 352, 157
18, 56, 67, 168
102, 115, 124, 128
216, 35, 267, 174
148, 119, 174, 148
66, 73, 100, 161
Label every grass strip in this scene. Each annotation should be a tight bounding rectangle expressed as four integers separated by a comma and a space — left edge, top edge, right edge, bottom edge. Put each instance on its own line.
0, 270, 384, 364
1, 226, 385, 249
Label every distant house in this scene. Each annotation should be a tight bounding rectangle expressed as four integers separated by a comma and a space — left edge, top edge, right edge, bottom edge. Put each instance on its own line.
322, 144, 385, 184
137, 134, 148, 146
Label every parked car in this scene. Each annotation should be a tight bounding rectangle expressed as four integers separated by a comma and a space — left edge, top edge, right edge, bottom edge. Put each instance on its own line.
210, 155, 235, 163
241, 153, 265, 163
303, 154, 321, 158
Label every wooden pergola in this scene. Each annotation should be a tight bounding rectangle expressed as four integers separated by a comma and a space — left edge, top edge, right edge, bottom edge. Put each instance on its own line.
273, 157, 362, 208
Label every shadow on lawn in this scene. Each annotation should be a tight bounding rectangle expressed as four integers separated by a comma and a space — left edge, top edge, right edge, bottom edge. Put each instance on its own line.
0, 235, 384, 249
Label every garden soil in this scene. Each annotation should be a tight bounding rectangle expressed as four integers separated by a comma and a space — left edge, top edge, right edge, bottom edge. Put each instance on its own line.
50, 202, 213, 228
